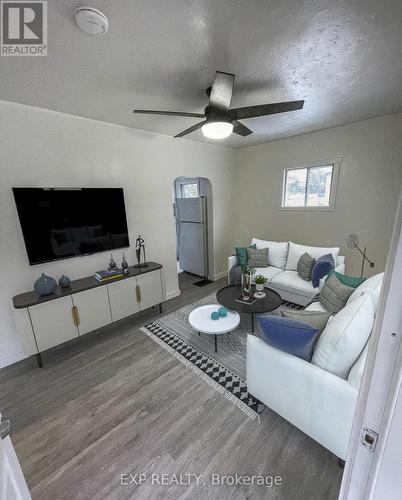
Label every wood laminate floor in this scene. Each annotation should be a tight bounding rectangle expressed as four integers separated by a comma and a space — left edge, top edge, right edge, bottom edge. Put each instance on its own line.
0, 273, 343, 499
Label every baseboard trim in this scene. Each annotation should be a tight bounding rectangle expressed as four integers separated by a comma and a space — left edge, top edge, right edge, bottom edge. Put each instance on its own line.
213, 271, 228, 281
166, 289, 181, 300
0, 350, 28, 369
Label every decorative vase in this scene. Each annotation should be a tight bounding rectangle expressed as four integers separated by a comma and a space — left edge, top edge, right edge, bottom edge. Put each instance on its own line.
121, 252, 129, 274
34, 273, 57, 296
59, 275, 71, 288
256, 283, 264, 292
241, 273, 251, 300
108, 254, 117, 271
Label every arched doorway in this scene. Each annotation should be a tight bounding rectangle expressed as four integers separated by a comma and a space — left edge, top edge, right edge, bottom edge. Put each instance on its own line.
172, 177, 214, 287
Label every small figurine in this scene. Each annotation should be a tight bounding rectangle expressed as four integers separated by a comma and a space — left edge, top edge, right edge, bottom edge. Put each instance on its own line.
108, 254, 117, 271
134, 235, 148, 268
122, 252, 129, 274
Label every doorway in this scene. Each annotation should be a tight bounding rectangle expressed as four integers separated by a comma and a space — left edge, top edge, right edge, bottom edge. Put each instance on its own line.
173, 177, 214, 289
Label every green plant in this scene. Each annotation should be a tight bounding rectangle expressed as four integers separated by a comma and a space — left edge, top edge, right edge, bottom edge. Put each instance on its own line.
255, 275, 267, 285
240, 265, 256, 275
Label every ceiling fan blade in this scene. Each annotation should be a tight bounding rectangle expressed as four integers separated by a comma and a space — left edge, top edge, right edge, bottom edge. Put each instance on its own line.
133, 109, 205, 118
229, 100, 304, 120
209, 71, 235, 111
233, 120, 253, 136
174, 121, 205, 138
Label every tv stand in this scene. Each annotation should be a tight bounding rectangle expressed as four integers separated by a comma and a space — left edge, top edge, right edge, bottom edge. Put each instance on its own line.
12, 262, 164, 367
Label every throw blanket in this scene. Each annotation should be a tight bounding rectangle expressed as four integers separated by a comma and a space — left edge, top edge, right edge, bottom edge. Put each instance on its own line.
229, 264, 242, 285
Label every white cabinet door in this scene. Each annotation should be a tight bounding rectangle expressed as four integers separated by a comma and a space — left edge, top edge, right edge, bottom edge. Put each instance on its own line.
137, 271, 163, 311
28, 296, 78, 352
72, 287, 112, 335
107, 278, 140, 322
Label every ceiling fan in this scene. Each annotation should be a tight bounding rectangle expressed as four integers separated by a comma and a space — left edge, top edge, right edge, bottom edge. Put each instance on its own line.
133, 71, 304, 140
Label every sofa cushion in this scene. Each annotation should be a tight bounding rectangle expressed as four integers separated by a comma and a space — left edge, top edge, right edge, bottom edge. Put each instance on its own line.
258, 315, 319, 361
271, 270, 319, 297
247, 247, 269, 268
280, 310, 331, 335
311, 293, 375, 378
311, 254, 335, 288
297, 253, 315, 281
347, 273, 384, 306
319, 271, 355, 313
305, 301, 329, 313
252, 266, 283, 284
348, 343, 369, 390
235, 244, 256, 267
286, 242, 340, 271
251, 238, 289, 269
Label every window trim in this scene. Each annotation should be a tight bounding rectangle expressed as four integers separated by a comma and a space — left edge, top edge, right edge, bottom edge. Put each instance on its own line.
280, 158, 341, 212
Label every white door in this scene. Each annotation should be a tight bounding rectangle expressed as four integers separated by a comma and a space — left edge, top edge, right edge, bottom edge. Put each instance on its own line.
28, 296, 78, 352
72, 287, 112, 335
136, 271, 163, 311
0, 413, 31, 500
107, 278, 140, 322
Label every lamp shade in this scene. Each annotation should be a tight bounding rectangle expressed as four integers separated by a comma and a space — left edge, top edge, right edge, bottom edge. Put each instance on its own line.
346, 233, 359, 249
201, 121, 233, 139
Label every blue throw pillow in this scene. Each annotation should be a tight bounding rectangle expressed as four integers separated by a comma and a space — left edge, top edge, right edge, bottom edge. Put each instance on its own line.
257, 315, 319, 361
311, 253, 335, 288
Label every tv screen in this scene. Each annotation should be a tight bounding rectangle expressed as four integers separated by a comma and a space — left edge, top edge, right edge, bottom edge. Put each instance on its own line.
13, 188, 130, 265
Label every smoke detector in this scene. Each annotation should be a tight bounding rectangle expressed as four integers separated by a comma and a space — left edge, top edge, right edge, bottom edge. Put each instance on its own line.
74, 6, 108, 36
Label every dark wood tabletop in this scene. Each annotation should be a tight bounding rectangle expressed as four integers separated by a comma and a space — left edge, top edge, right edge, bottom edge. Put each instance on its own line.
216, 284, 282, 314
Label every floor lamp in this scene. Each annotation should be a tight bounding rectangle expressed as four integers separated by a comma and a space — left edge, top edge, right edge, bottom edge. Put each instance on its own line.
346, 233, 375, 278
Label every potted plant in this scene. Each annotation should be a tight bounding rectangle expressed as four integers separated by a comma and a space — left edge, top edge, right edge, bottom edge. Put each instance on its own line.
255, 275, 267, 292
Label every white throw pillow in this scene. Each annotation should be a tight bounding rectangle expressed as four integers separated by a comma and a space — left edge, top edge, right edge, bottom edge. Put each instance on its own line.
285, 241, 340, 271
251, 238, 289, 269
347, 273, 384, 307
311, 293, 375, 379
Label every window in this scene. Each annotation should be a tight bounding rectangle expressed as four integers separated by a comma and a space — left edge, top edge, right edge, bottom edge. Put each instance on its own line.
281, 161, 340, 210
180, 182, 199, 198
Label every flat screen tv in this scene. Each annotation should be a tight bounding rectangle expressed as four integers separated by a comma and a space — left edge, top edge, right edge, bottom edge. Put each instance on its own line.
13, 188, 130, 265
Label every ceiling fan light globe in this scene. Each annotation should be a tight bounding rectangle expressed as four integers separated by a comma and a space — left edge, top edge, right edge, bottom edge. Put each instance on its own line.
201, 121, 233, 139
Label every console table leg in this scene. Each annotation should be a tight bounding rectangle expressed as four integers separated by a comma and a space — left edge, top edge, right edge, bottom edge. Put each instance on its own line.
251, 313, 255, 333
214, 334, 218, 353
159, 303, 163, 314
35, 353, 43, 368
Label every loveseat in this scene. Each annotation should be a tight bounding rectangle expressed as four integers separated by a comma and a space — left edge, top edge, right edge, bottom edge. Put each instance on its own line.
228, 238, 345, 306
247, 272, 384, 460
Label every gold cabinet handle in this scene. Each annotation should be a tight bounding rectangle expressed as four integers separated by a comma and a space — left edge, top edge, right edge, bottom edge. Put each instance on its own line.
136, 285, 141, 303
71, 306, 80, 326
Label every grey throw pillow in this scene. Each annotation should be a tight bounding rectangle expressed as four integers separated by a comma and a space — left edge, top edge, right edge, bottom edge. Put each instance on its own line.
297, 252, 316, 281
247, 247, 268, 268
280, 310, 331, 334
319, 272, 355, 313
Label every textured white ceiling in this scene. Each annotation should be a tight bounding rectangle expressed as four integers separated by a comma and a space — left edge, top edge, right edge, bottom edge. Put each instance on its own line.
1, 0, 402, 148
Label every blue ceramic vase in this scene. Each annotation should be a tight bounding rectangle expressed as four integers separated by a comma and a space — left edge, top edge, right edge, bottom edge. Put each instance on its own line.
34, 273, 57, 296
59, 275, 71, 288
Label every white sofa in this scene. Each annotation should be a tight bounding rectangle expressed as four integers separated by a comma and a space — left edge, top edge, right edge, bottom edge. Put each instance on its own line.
247, 273, 384, 460
228, 238, 345, 306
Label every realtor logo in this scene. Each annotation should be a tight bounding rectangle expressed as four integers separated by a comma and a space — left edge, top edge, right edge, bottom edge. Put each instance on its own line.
1, 1, 47, 55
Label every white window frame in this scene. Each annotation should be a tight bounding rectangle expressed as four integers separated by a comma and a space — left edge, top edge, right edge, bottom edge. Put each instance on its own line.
280, 158, 342, 212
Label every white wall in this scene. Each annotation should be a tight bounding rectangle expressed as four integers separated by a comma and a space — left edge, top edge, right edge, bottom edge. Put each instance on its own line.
0, 100, 236, 367
233, 114, 402, 276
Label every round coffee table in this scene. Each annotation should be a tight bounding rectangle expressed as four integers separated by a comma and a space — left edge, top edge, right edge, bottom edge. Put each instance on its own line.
216, 284, 282, 332
188, 304, 241, 353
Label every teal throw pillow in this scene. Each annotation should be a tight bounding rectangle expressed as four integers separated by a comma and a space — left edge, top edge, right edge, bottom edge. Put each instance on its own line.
235, 244, 256, 267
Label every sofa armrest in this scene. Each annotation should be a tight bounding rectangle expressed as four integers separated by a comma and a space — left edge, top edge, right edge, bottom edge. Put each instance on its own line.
247, 335, 358, 459
228, 255, 238, 283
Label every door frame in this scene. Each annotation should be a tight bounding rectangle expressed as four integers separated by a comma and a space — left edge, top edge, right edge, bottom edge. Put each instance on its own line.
340, 189, 402, 499
173, 177, 214, 280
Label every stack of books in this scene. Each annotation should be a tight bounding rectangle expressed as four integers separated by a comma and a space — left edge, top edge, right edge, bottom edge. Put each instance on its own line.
95, 268, 124, 282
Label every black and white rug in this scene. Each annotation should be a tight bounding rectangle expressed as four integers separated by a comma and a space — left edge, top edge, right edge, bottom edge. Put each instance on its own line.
141, 292, 303, 421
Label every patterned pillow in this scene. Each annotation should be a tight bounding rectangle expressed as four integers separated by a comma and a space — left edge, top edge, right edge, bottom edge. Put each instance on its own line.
247, 247, 268, 268
297, 253, 316, 282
